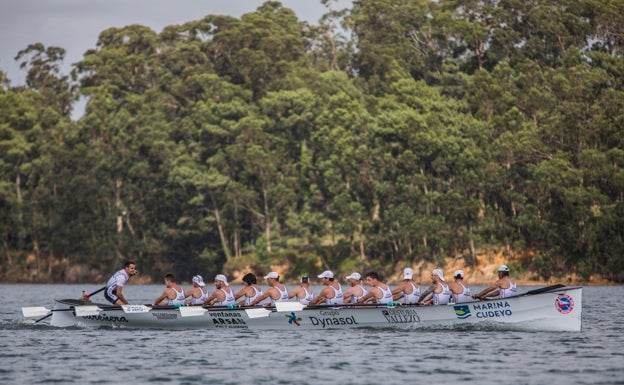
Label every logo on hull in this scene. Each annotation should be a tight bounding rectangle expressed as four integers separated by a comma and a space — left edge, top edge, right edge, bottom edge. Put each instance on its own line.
555, 294, 574, 314
453, 305, 471, 319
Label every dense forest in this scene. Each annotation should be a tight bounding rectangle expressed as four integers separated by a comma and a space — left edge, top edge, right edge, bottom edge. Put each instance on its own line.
1, 0, 623, 284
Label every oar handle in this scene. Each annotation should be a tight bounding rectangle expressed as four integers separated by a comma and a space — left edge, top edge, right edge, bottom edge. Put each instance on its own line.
83, 286, 106, 299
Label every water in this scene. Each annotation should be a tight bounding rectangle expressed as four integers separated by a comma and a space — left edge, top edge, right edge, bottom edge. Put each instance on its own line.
1, 284, 622, 385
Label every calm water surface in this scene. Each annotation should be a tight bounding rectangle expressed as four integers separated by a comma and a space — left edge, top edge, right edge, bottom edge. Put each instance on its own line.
1, 284, 622, 385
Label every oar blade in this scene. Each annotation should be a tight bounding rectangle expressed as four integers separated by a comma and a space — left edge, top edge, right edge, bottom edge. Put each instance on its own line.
22, 306, 51, 318
74, 306, 102, 317
179, 306, 207, 317
245, 308, 272, 318
121, 305, 151, 313
275, 302, 306, 312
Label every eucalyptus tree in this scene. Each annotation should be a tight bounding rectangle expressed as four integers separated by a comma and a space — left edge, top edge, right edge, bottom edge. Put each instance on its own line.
205, 1, 307, 98
0, 44, 75, 278
72, 25, 168, 269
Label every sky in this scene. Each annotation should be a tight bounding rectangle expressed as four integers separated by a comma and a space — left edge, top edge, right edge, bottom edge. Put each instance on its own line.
0, 0, 351, 87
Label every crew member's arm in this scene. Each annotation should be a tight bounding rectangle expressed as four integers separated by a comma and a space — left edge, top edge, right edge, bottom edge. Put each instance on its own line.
249, 288, 272, 306
310, 287, 330, 305
288, 287, 302, 301
153, 289, 170, 306
357, 287, 377, 304
203, 290, 224, 306
473, 284, 499, 300
184, 287, 198, 305
342, 287, 355, 304
234, 286, 249, 301
391, 282, 406, 301
418, 285, 434, 303
115, 285, 128, 304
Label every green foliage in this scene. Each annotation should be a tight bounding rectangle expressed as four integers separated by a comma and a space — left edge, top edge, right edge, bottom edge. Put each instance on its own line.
2, 0, 623, 283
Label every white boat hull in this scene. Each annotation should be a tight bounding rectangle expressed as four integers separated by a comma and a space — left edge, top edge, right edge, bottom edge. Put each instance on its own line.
48, 286, 582, 331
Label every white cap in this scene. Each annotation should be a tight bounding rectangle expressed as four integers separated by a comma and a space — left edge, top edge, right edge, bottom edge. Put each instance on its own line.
453, 270, 464, 279
345, 272, 361, 281
317, 270, 334, 279
192, 275, 206, 287
432, 268, 445, 281
264, 272, 279, 280
215, 274, 229, 286
498, 265, 510, 272
403, 268, 413, 280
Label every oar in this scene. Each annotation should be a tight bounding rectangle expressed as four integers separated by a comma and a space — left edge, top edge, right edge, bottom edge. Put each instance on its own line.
82, 286, 106, 300
304, 301, 408, 310
23, 286, 105, 322
178, 304, 250, 318
245, 302, 308, 318
22, 305, 103, 318
525, 284, 566, 295
23, 303, 151, 319
178, 302, 305, 318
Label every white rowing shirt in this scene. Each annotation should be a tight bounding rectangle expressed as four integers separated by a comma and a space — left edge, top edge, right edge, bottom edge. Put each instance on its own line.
167, 287, 186, 306
244, 286, 262, 306
270, 285, 289, 306
403, 281, 421, 304
349, 285, 368, 303
433, 283, 451, 305
300, 287, 314, 305
215, 287, 236, 306
106, 269, 129, 289
190, 287, 209, 305
452, 281, 471, 303
326, 284, 344, 305
375, 284, 393, 304
499, 278, 517, 298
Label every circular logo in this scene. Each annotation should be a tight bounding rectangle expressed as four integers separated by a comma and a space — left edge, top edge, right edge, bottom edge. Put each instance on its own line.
555, 294, 574, 314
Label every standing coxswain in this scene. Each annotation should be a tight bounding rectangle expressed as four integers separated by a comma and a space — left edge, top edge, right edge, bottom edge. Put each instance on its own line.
97, 260, 137, 305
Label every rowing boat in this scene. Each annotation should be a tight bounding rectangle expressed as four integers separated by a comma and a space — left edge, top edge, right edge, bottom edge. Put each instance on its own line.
22, 285, 582, 331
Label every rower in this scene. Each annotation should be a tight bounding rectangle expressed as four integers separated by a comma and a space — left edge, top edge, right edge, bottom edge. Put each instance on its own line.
203, 274, 236, 306
391, 267, 421, 304
342, 272, 368, 303
357, 271, 393, 304
418, 269, 451, 305
153, 273, 186, 306
473, 264, 518, 300
310, 270, 344, 305
249, 272, 289, 307
234, 273, 263, 306
448, 270, 472, 303
288, 276, 314, 305
185, 275, 209, 305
